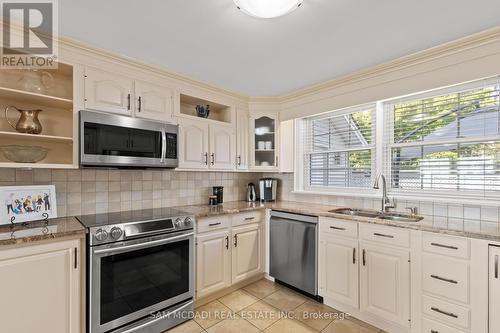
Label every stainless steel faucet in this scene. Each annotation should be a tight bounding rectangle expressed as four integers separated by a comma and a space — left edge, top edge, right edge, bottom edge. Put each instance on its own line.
373, 174, 395, 212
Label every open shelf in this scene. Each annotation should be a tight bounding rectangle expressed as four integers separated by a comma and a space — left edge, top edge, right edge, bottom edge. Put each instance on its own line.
0, 87, 73, 109
179, 94, 232, 124
0, 131, 73, 143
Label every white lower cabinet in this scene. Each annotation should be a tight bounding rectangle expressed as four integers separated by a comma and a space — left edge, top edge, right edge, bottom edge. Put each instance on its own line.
196, 214, 263, 299
232, 224, 262, 284
489, 245, 500, 333
360, 242, 411, 328
196, 230, 231, 298
0, 239, 82, 333
319, 235, 359, 308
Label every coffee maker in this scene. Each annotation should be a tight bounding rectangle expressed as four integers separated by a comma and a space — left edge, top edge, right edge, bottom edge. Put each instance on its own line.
259, 178, 277, 202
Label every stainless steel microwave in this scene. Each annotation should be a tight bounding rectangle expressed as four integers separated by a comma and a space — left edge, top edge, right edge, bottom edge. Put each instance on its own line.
79, 110, 178, 168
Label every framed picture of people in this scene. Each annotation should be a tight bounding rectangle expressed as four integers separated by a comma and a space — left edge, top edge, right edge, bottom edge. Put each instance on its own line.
0, 185, 57, 225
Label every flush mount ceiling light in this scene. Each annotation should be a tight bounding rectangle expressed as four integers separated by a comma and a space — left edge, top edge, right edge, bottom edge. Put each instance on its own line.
233, 0, 304, 19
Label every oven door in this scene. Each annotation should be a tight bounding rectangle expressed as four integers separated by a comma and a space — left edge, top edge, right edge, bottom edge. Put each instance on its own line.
80, 110, 178, 168
89, 230, 194, 333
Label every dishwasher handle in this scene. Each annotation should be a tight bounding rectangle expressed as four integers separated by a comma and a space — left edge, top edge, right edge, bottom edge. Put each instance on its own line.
270, 210, 318, 224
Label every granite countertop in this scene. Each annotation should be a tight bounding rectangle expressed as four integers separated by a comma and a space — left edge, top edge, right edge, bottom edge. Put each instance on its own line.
0, 216, 85, 247
176, 201, 500, 242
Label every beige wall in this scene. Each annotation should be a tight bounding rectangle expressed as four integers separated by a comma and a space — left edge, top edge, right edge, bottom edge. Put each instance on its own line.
0, 168, 261, 217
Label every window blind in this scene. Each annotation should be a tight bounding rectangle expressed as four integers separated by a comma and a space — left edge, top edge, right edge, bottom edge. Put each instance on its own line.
302, 105, 376, 190
384, 78, 500, 195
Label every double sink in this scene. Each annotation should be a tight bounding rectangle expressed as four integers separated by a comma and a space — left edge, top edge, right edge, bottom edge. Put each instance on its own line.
330, 208, 423, 223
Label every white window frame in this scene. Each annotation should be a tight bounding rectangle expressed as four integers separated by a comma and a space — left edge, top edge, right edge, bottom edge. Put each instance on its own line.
294, 103, 380, 197
294, 75, 500, 204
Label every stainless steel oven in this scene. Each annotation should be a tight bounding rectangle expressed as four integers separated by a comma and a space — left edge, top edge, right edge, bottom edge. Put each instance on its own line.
80, 110, 178, 168
80, 209, 194, 333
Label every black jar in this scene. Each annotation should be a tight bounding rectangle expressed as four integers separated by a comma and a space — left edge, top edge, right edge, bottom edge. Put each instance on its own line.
212, 186, 224, 204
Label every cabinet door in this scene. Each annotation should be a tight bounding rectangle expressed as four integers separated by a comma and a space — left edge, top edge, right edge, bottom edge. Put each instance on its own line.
178, 118, 209, 169
85, 67, 133, 114
490, 246, 500, 332
360, 242, 410, 327
0, 239, 81, 333
134, 80, 174, 123
232, 224, 262, 284
319, 236, 359, 308
250, 113, 279, 171
279, 119, 294, 172
236, 108, 249, 170
196, 230, 231, 298
209, 123, 236, 170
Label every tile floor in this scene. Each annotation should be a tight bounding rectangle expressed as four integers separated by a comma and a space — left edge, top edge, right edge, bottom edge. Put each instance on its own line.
165, 279, 385, 333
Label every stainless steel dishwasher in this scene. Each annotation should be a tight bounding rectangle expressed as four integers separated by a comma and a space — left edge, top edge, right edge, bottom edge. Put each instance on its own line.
269, 210, 318, 296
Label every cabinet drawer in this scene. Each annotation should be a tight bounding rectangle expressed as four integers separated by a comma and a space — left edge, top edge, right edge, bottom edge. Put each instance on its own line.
232, 210, 263, 227
359, 223, 410, 248
320, 217, 358, 238
197, 215, 231, 233
423, 233, 470, 259
422, 254, 469, 304
422, 295, 470, 329
422, 317, 467, 333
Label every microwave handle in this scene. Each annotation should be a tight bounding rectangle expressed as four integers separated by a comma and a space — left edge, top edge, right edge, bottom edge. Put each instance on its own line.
160, 131, 167, 163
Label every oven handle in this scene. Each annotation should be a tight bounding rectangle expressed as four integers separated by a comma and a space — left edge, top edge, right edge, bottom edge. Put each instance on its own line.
160, 130, 167, 163
93, 232, 194, 256
119, 299, 194, 333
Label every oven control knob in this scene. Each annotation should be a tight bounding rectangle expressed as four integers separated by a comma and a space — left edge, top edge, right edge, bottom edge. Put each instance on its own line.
184, 217, 193, 227
110, 227, 123, 240
95, 229, 108, 242
175, 218, 183, 227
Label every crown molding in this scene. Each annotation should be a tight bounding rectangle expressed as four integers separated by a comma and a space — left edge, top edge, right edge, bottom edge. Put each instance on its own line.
249, 26, 500, 104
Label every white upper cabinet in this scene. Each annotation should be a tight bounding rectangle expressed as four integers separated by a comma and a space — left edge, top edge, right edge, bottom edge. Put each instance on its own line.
250, 111, 280, 171
85, 67, 175, 123
360, 242, 411, 328
236, 107, 249, 170
178, 118, 209, 169
210, 123, 235, 170
134, 80, 174, 122
85, 67, 133, 114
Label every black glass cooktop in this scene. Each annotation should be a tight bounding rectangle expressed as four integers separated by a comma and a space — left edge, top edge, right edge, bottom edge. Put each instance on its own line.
76, 207, 192, 228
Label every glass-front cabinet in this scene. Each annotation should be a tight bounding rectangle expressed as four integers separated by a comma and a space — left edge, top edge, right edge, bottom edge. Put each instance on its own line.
250, 112, 280, 170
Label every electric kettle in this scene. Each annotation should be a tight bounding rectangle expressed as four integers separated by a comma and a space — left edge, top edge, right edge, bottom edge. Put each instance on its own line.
246, 183, 257, 202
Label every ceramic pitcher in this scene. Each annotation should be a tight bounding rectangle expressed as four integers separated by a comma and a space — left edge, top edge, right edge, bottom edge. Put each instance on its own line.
5, 106, 43, 134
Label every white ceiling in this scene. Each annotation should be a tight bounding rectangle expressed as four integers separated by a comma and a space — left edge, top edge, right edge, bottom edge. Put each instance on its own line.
59, 0, 500, 97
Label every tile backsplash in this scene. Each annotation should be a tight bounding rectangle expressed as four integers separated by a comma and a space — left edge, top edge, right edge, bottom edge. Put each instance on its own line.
265, 172, 500, 223
0, 168, 261, 217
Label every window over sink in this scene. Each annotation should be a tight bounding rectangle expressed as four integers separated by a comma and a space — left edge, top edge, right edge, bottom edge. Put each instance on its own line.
296, 75, 500, 201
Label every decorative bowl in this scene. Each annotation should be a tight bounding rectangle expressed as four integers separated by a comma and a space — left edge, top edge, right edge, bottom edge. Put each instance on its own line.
0, 145, 49, 163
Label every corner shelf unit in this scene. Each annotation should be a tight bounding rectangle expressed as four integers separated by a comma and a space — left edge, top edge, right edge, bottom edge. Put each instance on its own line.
0, 64, 76, 168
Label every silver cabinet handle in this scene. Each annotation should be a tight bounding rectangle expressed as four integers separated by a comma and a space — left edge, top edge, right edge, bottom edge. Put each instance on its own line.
275, 156, 279, 167
138, 96, 142, 112
234, 234, 238, 247
362, 249, 366, 266
374, 232, 394, 239
431, 307, 458, 319
352, 248, 356, 264
430, 330, 439, 333
211, 153, 215, 165
127, 93, 131, 110
330, 226, 346, 231
208, 222, 221, 227
238, 155, 242, 166
244, 217, 255, 221
204, 152, 208, 165
225, 236, 229, 250
495, 255, 499, 279
430, 274, 458, 284
431, 242, 458, 250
